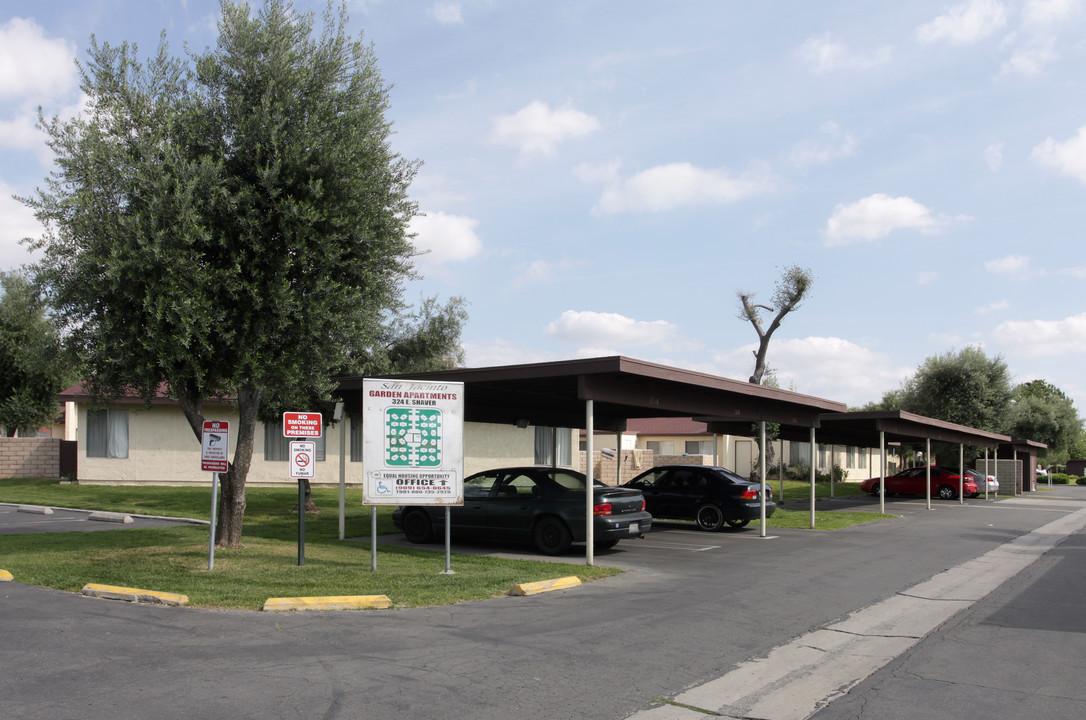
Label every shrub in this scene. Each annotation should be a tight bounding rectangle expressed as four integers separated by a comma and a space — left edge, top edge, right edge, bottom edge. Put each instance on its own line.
1050, 473, 1074, 485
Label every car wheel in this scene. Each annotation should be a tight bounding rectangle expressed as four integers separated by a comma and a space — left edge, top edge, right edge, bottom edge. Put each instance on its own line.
533, 516, 573, 555
596, 539, 620, 550
937, 484, 956, 500
402, 510, 435, 544
694, 503, 725, 531
725, 517, 750, 528
868, 485, 882, 497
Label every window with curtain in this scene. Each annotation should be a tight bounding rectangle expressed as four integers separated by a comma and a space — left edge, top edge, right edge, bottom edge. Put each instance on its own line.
789, 441, 811, 465
685, 440, 713, 455
86, 409, 129, 458
265, 422, 326, 461
534, 426, 572, 466
646, 440, 676, 456
350, 418, 363, 462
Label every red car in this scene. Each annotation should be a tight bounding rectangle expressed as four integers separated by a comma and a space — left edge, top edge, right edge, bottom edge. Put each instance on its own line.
860, 466, 978, 499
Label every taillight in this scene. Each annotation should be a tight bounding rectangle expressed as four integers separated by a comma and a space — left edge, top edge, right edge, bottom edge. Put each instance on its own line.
593, 502, 613, 517
740, 488, 758, 500
641, 498, 646, 512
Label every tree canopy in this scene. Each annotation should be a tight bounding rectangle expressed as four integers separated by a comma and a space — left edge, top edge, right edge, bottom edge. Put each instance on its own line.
21, 0, 463, 545
890, 346, 1012, 432
737, 265, 812, 385
1004, 380, 1082, 464
0, 271, 72, 436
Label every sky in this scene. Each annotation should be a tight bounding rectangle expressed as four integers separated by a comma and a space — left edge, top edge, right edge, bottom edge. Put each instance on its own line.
2, 0, 1085, 414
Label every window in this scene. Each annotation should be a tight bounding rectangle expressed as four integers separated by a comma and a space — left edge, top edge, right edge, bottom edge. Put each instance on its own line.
265, 422, 326, 461
86, 409, 129, 458
646, 440, 676, 456
847, 446, 867, 469
534, 426, 572, 466
350, 419, 362, 462
789, 441, 811, 465
685, 440, 713, 455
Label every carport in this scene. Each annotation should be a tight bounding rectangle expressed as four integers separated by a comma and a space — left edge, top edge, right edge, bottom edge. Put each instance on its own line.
704, 410, 1011, 520
335, 356, 846, 565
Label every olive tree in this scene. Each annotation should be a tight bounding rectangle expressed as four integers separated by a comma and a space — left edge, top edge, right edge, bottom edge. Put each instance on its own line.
22, 1, 452, 546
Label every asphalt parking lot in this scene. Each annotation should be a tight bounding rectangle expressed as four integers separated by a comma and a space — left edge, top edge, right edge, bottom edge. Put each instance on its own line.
2, 488, 1085, 720
0, 502, 204, 534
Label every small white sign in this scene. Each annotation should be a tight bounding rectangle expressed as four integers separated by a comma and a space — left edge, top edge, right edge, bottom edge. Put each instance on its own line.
290, 441, 316, 479
201, 420, 230, 472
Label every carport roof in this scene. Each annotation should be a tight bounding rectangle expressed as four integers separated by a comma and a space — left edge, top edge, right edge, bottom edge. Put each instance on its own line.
335, 356, 846, 432
702, 410, 1012, 449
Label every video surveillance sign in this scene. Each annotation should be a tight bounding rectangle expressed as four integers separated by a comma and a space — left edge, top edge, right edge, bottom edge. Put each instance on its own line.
362, 378, 464, 506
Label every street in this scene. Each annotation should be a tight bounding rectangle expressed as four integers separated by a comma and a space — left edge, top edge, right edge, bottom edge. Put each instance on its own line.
2, 488, 1084, 719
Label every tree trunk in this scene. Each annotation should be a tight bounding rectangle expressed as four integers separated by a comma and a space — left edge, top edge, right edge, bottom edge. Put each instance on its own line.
215, 385, 262, 547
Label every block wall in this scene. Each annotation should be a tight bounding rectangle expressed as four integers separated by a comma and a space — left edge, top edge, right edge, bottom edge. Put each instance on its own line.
0, 438, 62, 479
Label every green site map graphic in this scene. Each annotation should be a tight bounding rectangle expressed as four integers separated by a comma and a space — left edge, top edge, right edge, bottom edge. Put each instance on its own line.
384, 408, 443, 467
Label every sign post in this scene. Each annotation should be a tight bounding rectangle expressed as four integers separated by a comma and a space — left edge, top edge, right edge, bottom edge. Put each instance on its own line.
201, 420, 229, 570
284, 412, 322, 567
362, 379, 464, 572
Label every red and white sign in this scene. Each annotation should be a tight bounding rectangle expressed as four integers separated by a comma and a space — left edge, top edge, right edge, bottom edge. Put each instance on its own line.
283, 412, 322, 438
290, 441, 316, 479
201, 420, 230, 472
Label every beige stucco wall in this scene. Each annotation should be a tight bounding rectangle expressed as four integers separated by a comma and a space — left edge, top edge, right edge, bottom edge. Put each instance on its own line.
72, 402, 558, 486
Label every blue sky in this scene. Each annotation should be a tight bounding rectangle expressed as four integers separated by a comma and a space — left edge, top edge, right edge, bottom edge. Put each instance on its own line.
2, 0, 1085, 413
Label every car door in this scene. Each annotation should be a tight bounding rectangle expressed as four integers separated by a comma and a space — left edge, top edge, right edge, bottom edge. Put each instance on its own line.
485, 469, 540, 539
630, 469, 670, 516
455, 470, 500, 533
888, 468, 924, 494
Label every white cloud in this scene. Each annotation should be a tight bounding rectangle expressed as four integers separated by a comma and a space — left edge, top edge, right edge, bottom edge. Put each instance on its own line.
509, 258, 584, 288
715, 336, 912, 406
0, 185, 44, 270
0, 18, 76, 99
1060, 265, 1086, 279
790, 122, 858, 168
1032, 124, 1086, 183
544, 310, 678, 348
1001, 42, 1059, 76
492, 101, 601, 157
985, 141, 1005, 171
462, 338, 563, 368
916, 0, 1008, 45
432, 3, 463, 24
823, 194, 958, 245
992, 312, 1086, 355
408, 211, 483, 271
976, 299, 1010, 314
589, 162, 776, 216
918, 271, 939, 285
796, 34, 892, 73
984, 254, 1031, 274
1023, 0, 1080, 27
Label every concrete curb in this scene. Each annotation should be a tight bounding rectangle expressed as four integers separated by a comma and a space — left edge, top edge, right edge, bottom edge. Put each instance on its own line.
262, 595, 392, 612
510, 575, 582, 596
0, 569, 12, 581
17, 505, 54, 515
88, 511, 134, 524
81, 583, 189, 606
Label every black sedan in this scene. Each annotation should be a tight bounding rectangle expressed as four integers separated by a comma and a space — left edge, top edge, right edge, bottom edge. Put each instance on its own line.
392, 466, 652, 555
623, 464, 774, 531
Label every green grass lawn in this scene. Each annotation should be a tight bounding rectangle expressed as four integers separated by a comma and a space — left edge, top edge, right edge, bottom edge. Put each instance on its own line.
0, 476, 890, 609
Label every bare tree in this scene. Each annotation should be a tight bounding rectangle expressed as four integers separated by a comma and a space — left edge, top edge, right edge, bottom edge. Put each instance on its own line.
737, 265, 813, 385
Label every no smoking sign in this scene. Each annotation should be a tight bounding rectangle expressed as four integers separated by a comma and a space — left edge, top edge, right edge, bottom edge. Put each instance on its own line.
290, 441, 316, 479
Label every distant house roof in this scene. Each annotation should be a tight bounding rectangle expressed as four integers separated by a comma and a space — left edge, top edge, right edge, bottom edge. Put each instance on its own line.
57, 382, 233, 407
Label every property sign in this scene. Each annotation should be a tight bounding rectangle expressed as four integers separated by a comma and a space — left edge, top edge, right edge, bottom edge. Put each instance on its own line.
201, 420, 230, 472
362, 378, 464, 505
290, 441, 316, 479
283, 412, 322, 438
